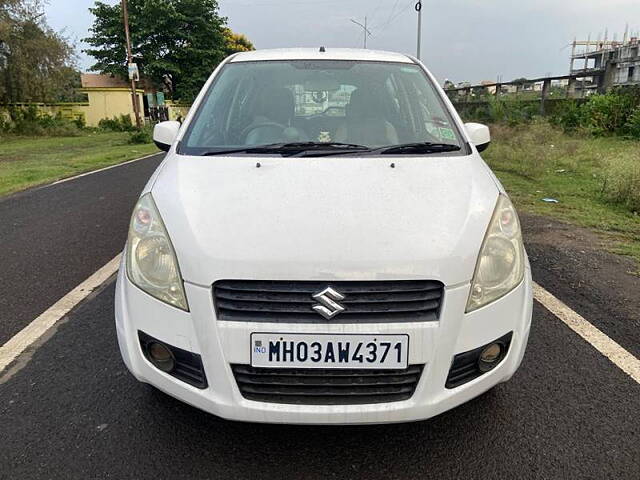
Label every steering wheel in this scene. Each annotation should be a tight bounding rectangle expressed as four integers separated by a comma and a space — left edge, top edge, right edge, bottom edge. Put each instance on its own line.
241, 122, 287, 143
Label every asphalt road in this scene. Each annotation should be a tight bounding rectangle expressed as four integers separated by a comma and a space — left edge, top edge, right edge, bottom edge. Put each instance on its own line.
0, 156, 638, 479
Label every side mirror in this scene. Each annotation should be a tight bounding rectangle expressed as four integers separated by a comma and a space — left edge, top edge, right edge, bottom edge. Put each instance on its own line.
153, 121, 181, 152
464, 122, 491, 152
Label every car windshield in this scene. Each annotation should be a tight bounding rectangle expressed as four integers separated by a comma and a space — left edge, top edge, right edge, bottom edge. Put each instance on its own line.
180, 60, 465, 156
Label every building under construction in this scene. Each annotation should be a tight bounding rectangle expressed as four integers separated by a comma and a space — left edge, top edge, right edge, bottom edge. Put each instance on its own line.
446, 29, 640, 105
570, 30, 640, 93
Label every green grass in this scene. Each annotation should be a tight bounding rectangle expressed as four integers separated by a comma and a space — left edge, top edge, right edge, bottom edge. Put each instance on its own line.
0, 131, 158, 197
484, 121, 640, 263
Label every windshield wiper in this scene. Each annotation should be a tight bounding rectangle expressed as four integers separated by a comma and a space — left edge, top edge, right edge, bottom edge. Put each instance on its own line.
280, 141, 371, 150
196, 141, 460, 157
373, 142, 462, 155
199, 142, 371, 156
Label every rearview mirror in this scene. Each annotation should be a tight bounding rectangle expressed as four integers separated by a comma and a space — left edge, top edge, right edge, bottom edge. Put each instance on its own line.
153, 121, 181, 152
464, 123, 491, 152
303, 73, 340, 92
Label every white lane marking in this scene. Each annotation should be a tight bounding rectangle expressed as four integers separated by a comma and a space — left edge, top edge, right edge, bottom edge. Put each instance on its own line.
533, 282, 640, 384
50, 152, 161, 186
0, 254, 121, 374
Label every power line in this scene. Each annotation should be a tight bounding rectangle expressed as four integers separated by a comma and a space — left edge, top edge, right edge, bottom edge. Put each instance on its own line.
366, 0, 386, 24
374, 0, 414, 33
374, 0, 401, 30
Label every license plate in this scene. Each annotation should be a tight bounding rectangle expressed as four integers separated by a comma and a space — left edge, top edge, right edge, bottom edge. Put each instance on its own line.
250, 333, 409, 369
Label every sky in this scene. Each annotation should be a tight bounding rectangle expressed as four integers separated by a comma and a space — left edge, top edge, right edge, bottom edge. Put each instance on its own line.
45, 0, 640, 84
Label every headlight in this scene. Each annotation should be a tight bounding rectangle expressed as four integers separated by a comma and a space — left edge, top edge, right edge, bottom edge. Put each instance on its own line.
126, 193, 189, 310
466, 194, 524, 312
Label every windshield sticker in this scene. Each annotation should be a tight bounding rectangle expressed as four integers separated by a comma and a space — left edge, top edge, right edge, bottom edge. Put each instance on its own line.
438, 127, 456, 141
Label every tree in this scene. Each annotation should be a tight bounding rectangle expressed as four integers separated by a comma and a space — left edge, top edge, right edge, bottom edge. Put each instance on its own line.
223, 27, 254, 55
0, 0, 77, 103
84, 0, 254, 102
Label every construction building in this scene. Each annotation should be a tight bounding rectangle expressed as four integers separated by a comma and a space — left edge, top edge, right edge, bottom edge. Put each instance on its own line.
570, 29, 640, 94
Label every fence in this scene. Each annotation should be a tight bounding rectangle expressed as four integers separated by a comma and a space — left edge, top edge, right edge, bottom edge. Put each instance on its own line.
451, 97, 589, 122
445, 73, 604, 117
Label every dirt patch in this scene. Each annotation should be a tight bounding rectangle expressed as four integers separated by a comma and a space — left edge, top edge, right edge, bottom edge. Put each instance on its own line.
521, 212, 640, 358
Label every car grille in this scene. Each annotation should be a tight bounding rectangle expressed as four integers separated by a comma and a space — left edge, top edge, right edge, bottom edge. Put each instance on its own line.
213, 280, 443, 323
231, 364, 424, 405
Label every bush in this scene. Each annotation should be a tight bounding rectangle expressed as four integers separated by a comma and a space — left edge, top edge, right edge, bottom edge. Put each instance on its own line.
72, 115, 86, 129
1, 106, 81, 136
580, 92, 636, 136
128, 125, 153, 144
459, 97, 542, 126
601, 152, 640, 212
98, 114, 135, 132
489, 98, 540, 125
6, 105, 40, 134
624, 108, 640, 139
550, 100, 585, 133
550, 90, 640, 136
460, 89, 640, 138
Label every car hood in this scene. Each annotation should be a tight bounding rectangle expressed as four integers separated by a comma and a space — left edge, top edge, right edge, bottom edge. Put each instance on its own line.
151, 154, 499, 287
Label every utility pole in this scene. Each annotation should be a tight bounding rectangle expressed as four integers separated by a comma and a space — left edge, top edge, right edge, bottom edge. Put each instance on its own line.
415, 1, 422, 60
350, 17, 371, 49
121, 0, 142, 129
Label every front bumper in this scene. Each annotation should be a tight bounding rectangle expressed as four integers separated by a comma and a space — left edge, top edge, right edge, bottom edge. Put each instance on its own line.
115, 264, 533, 424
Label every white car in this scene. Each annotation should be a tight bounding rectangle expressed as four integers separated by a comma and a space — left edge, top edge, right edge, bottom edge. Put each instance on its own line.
115, 48, 532, 424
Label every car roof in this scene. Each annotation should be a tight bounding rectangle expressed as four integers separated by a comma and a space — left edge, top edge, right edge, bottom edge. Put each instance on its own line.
229, 48, 415, 64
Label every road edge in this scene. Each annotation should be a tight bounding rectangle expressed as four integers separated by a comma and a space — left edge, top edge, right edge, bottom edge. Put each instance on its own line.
0, 151, 162, 204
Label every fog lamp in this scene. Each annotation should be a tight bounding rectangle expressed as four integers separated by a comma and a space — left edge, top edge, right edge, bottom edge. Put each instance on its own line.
478, 343, 503, 372
147, 342, 175, 372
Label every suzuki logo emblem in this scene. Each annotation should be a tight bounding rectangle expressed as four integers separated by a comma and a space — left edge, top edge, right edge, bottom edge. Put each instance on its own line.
312, 287, 345, 320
